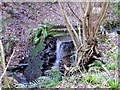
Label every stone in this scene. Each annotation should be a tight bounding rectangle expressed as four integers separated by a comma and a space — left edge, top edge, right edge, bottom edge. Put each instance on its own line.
117, 30, 120, 35
22, 35, 57, 82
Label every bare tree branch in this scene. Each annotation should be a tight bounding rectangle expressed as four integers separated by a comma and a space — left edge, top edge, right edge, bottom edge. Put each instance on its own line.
59, 2, 78, 49
82, 2, 90, 42
0, 49, 15, 82
94, 2, 109, 36
68, 3, 82, 23
87, 2, 92, 38
0, 40, 10, 87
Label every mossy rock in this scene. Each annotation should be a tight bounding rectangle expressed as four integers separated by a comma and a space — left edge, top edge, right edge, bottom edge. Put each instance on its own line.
117, 30, 120, 35
23, 36, 57, 82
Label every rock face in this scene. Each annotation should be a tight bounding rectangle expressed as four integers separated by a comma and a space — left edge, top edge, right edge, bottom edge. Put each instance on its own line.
56, 41, 74, 73
58, 41, 75, 73
23, 35, 57, 82
22, 35, 75, 82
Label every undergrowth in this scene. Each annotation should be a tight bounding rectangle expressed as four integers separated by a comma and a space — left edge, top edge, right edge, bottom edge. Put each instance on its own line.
15, 46, 119, 88
54, 45, 119, 88
15, 66, 61, 88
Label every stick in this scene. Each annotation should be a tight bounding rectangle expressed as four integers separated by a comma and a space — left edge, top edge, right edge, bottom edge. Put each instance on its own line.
59, 2, 78, 49
0, 48, 15, 82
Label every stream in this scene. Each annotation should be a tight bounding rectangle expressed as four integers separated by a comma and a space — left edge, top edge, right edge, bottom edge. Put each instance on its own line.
4, 26, 120, 83
54, 40, 62, 68
54, 35, 73, 69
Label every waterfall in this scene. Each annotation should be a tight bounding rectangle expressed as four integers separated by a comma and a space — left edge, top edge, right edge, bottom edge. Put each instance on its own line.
99, 25, 107, 35
54, 40, 62, 68
54, 35, 73, 69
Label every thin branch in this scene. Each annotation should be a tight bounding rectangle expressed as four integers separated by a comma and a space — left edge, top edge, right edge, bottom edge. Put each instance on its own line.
94, 2, 109, 36
0, 40, 6, 82
0, 49, 15, 82
59, 2, 78, 49
68, 3, 83, 44
78, 23, 82, 45
82, 2, 90, 42
68, 3, 82, 23
0, 40, 9, 87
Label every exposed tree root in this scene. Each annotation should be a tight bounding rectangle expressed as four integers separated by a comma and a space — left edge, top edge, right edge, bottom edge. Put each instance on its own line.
63, 38, 106, 76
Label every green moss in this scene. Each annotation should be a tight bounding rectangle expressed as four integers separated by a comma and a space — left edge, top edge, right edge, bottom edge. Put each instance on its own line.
117, 30, 120, 35
112, 2, 120, 18
103, 20, 120, 31
48, 30, 68, 35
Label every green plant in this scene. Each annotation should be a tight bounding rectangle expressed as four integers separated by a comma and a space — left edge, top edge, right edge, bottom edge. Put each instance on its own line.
29, 21, 68, 56
104, 38, 110, 44
112, 1, 120, 18
86, 75, 99, 84
117, 30, 120, 34
36, 67, 61, 88
88, 60, 103, 68
16, 66, 61, 88
106, 64, 111, 70
45, 66, 61, 80
108, 79, 118, 88
29, 22, 48, 56
104, 76, 119, 88
4, 34, 16, 51
103, 19, 120, 31
111, 55, 117, 61
41, 78, 60, 88
106, 63, 116, 70
0, 33, 17, 65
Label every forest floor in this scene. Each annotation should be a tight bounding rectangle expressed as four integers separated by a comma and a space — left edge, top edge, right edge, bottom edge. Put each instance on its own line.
0, 2, 119, 88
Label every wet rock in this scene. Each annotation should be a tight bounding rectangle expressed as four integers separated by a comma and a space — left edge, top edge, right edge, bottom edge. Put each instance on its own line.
22, 35, 57, 82
20, 35, 75, 81
117, 30, 120, 35
58, 41, 75, 73
60, 41, 74, 57
45, 35, 57, 50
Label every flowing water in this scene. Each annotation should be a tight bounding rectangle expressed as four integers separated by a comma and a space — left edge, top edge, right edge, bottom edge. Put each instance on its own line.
54, 40, 62, 68
54, 35, 72, 68
7, 26, 120, 83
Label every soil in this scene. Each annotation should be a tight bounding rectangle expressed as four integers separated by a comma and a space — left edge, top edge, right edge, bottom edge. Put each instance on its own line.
0, 2, 119, 88
1, 2, 79, 64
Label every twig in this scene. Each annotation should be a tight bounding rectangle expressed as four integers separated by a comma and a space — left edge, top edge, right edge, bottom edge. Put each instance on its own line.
0, 48, 15, 82
59, 2, 78, 49
68, 3, 82, 23
87, 2, 92, 38
0, 40, 10, 87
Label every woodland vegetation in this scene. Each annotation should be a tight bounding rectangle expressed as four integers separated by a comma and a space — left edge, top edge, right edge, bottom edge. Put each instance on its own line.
0, 1, 120, 88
